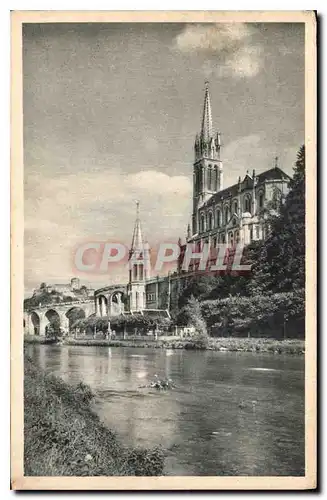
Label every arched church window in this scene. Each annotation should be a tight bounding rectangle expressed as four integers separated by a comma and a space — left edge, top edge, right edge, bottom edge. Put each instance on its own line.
259, 192, 264, 209
198, 169, 202, 192
200, 214, 205, 233
235, 231, 240, 244
133, 264, 137, 280
216, 209, 221, 228
207, 166, 212, 190
244, 195, 251, 213
208, 212, 213, 230
225, 206, 229, 225
272, 188, 281, 208
214, 166, 218, 190
233, 201, 238, 214
139, 263, 144, 280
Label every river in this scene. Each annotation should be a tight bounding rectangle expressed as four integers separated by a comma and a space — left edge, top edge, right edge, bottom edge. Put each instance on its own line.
26, 344, 305, 476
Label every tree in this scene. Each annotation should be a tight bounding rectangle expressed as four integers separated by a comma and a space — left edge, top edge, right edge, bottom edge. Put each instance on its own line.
178, 274, 220, 308
251, 145, 305, 293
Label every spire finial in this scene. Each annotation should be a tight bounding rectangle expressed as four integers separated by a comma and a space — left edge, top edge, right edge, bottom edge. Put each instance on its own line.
136, 200, 140, 218
274, 156, 279, 169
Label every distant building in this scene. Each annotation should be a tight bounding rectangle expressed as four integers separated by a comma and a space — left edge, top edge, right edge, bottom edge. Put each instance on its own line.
33, 278, 95, 300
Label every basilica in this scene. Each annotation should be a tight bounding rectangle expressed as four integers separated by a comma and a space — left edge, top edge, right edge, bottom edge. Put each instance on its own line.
94, 82, 291, 317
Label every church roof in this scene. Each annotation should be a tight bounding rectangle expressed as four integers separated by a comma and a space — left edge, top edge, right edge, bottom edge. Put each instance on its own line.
202, 166, 291, 208
257, 166, 291, 182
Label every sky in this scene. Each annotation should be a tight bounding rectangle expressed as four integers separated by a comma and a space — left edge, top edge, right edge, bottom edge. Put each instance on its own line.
23, 22, 305, 293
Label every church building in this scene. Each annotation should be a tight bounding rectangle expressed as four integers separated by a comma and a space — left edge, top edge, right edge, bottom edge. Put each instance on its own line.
188, 81, 291, 249
94, 82, 291, 316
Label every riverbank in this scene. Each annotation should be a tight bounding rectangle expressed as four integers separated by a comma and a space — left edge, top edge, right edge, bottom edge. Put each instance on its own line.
24, 356, 164, 476
24, 335, 305, 355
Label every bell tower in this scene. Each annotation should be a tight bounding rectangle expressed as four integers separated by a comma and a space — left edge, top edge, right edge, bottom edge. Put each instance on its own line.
127, 201, 150, 312
192, 82, 223, 237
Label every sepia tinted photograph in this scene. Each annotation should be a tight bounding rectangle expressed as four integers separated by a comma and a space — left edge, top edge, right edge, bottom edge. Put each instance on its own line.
11, 10, 316, 490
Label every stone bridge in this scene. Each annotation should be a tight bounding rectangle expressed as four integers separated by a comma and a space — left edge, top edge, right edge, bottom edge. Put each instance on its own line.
24, 300, 95, 336
94, 284, 127, 317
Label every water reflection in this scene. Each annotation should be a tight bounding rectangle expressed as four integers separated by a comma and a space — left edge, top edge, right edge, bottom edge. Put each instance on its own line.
26, 345, 304, 476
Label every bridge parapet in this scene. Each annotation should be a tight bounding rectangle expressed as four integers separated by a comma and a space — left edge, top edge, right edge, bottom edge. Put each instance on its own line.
24, 298, 94, 312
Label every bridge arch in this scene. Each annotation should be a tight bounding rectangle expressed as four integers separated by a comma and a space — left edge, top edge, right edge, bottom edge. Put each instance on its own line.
45, 309, 61, 336
30, 311, 41, 336
65, 307, 86, 331
109, 290, 125, 316
97, 294, 108, 317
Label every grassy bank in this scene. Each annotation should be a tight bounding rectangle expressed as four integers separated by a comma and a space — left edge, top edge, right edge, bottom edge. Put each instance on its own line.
24, 356, 164, 476
26, 336, 306, 355
23, 335, 57, 344
209, 337, 304, 355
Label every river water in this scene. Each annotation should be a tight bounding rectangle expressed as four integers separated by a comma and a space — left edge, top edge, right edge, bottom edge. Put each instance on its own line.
26, 344, 305, 476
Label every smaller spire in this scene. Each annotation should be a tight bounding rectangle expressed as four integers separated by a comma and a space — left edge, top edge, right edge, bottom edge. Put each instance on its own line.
215, 131, 221, 148
130, 200, 144, 253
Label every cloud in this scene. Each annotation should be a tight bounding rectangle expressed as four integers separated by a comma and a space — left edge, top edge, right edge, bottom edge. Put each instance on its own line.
225, 45, 263, 78
175, 23, 251, 53
24, 169, 192, 292
174, 23, 263, 79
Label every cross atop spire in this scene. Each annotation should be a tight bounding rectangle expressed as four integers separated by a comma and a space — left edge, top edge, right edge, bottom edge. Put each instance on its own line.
274, 156, 279, 169
201, 80, 213, 142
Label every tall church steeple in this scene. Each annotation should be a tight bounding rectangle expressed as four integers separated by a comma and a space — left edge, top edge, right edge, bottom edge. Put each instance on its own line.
201, 81, 213, 142
191, 82, 223, 238
127, 201, 150, 312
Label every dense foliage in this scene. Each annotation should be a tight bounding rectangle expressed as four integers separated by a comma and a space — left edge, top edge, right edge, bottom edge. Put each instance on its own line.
250, 145, 305, 294
74, 313, 172, 335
